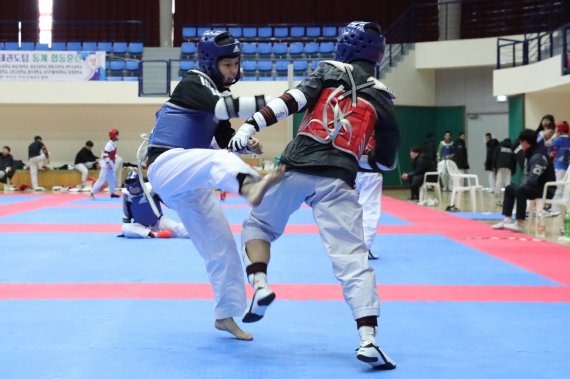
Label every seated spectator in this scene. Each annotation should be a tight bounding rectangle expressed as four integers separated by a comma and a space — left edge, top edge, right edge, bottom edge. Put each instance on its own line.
493, 129, 555, 232
544, 121, 570, 216
0, 146, 15, 183
28, 135, 49, 191
401, 146, 437, 201
74, 140, 99, 190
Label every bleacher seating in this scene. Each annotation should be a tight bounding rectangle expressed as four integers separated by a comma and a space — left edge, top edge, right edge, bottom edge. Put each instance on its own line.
177, 24, 344, 81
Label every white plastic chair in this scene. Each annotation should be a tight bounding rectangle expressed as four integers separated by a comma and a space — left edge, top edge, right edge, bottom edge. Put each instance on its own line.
528, 169, 570, 227
419, 171, 441, 206
445, 159, 483, 211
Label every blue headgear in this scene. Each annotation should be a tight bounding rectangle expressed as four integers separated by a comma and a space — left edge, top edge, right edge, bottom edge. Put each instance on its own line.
198, 30, 241, 86
335, 21, 385, 65
125, 171, 143, 195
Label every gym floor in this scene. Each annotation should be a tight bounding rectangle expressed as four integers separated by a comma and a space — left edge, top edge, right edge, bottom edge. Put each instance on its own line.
0, 190, 569, 379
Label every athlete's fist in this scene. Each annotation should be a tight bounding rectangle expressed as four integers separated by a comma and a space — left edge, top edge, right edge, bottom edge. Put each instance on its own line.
229, 123, 257, 152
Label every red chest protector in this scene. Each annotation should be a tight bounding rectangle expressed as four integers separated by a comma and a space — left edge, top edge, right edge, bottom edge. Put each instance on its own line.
297, 62, 387, 160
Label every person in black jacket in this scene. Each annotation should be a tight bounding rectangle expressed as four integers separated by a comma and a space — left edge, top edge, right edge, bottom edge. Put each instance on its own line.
0, 146, 15, 183
453, 131, 470, 172
74, 140, 98, 189
492, 138, 516, 204
493, 129, 555, 232
484, 133, 499, 191
401, 147, 437, 201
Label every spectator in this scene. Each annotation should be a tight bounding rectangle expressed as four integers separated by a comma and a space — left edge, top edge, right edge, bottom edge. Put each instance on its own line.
492, 138, 516, 205
422, 132, 436, 161
484, 133, 499, 191
492, 129, 555, 232
28, 135, 49, 191
401, 146, 437, 201
74, 140, 98, 190
537, 115, 556, 149
544, 121, 570, 216
0, 146, 15, 184
437, 130, 454, 191
452, 131, 470, 174
536, 114, 555, 133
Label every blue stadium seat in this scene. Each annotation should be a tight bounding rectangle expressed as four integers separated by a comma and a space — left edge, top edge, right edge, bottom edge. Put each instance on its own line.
179, 60, 195, 71
290, 26, 305, 38
311, 60, 321, 70
197, 27, 210, 37
293, 60, 308, 80
109, 60, 126, 71
97, 42, 113, 53
128, 42, 143, 57
258, 27, 272, 38
4, 42, 19, 50
272, 42, 288, 57
50, 42, 66, 51
0, 42, 3, 50
228, 27, 242, 38
182, 27, 197, 39
274, 27, 288, 38
288, 42, 304, 56
35, 43, 49, 51
303, 42, 318, 55
106, 76, 123, 81
257, 60, 273, 79
125, 60, 140, 71
242, 60, 257, 79
318, 42, 335, 57
123, 76, 139, 81
66, 42, 82, 51
306, 27, 321, 38
242, 43, 257, 57
181, 42, 197, 58
243, 27, 257, 38
257, 43, 272, 56
20, 42, 34, 50
112, 42, 128, 55
82, 42, 97, 51
275, 60, 289, 80
322, 26, 338, 38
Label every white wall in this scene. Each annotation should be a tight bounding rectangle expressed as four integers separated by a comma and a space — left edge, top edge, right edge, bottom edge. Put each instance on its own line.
525, 92, 570, 130
416, 37, 505, 69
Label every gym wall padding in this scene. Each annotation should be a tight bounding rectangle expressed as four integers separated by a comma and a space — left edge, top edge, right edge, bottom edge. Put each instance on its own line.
508, 95, 525, 184
291, 106, 466, 186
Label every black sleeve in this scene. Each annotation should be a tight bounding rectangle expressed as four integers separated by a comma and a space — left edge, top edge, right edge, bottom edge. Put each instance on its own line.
122, 197, 132, 223
214, 120, 236, 149
294, 64, 326, 112
370, 92, 400, 170
168, 73, 220, 112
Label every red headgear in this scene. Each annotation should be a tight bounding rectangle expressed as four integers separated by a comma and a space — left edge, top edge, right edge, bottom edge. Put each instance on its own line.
556, 121, 569, 134
109, 128, 119, 139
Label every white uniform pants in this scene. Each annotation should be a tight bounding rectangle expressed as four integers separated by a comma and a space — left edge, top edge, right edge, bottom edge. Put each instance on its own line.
115, 155, 124, 187
29, 153, 47, 189
355, 172, 383, 250
495, 168, 512, 201
242, 171, 380, 320
121, 216, 189, 238
488, 171, 496, 192
437, 160, 452, 191
148, 148, 259, 319
92, 160, 115, 194
75, 162, 96, 183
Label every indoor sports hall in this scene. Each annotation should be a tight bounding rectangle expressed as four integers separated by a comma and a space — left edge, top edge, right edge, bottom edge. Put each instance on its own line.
1, 1, 569, 378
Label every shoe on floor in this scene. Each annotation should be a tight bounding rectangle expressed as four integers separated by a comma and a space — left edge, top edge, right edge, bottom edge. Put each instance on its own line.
110, 193, 121, 198
368, 250, 379, 260
492, 220, 509, 229
356, 342, 396, 370
503, 222, 523, 232
242, 286, 276, 323
544, 210, 560, 218
33, 186, 45, 192
445, 205, 460, 212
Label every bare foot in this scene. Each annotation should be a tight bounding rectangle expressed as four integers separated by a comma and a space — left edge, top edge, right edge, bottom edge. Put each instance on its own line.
240, 165, 286, 206
214, 317, 253, 341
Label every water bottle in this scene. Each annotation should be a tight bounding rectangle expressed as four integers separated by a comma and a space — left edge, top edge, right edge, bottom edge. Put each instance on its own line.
535, 212, 546, 239
564, 212, 570, 237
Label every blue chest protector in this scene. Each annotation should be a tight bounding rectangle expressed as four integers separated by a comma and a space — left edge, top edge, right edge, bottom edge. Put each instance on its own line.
131, 194, 162, 227
441, 144, 454, 158
148, 103, 219, 149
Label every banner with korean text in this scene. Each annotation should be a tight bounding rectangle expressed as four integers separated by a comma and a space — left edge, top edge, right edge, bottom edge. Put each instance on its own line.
0, 51, 106, 81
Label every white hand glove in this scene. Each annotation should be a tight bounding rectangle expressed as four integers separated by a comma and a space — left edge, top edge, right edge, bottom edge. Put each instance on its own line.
229, 123, 257, 152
